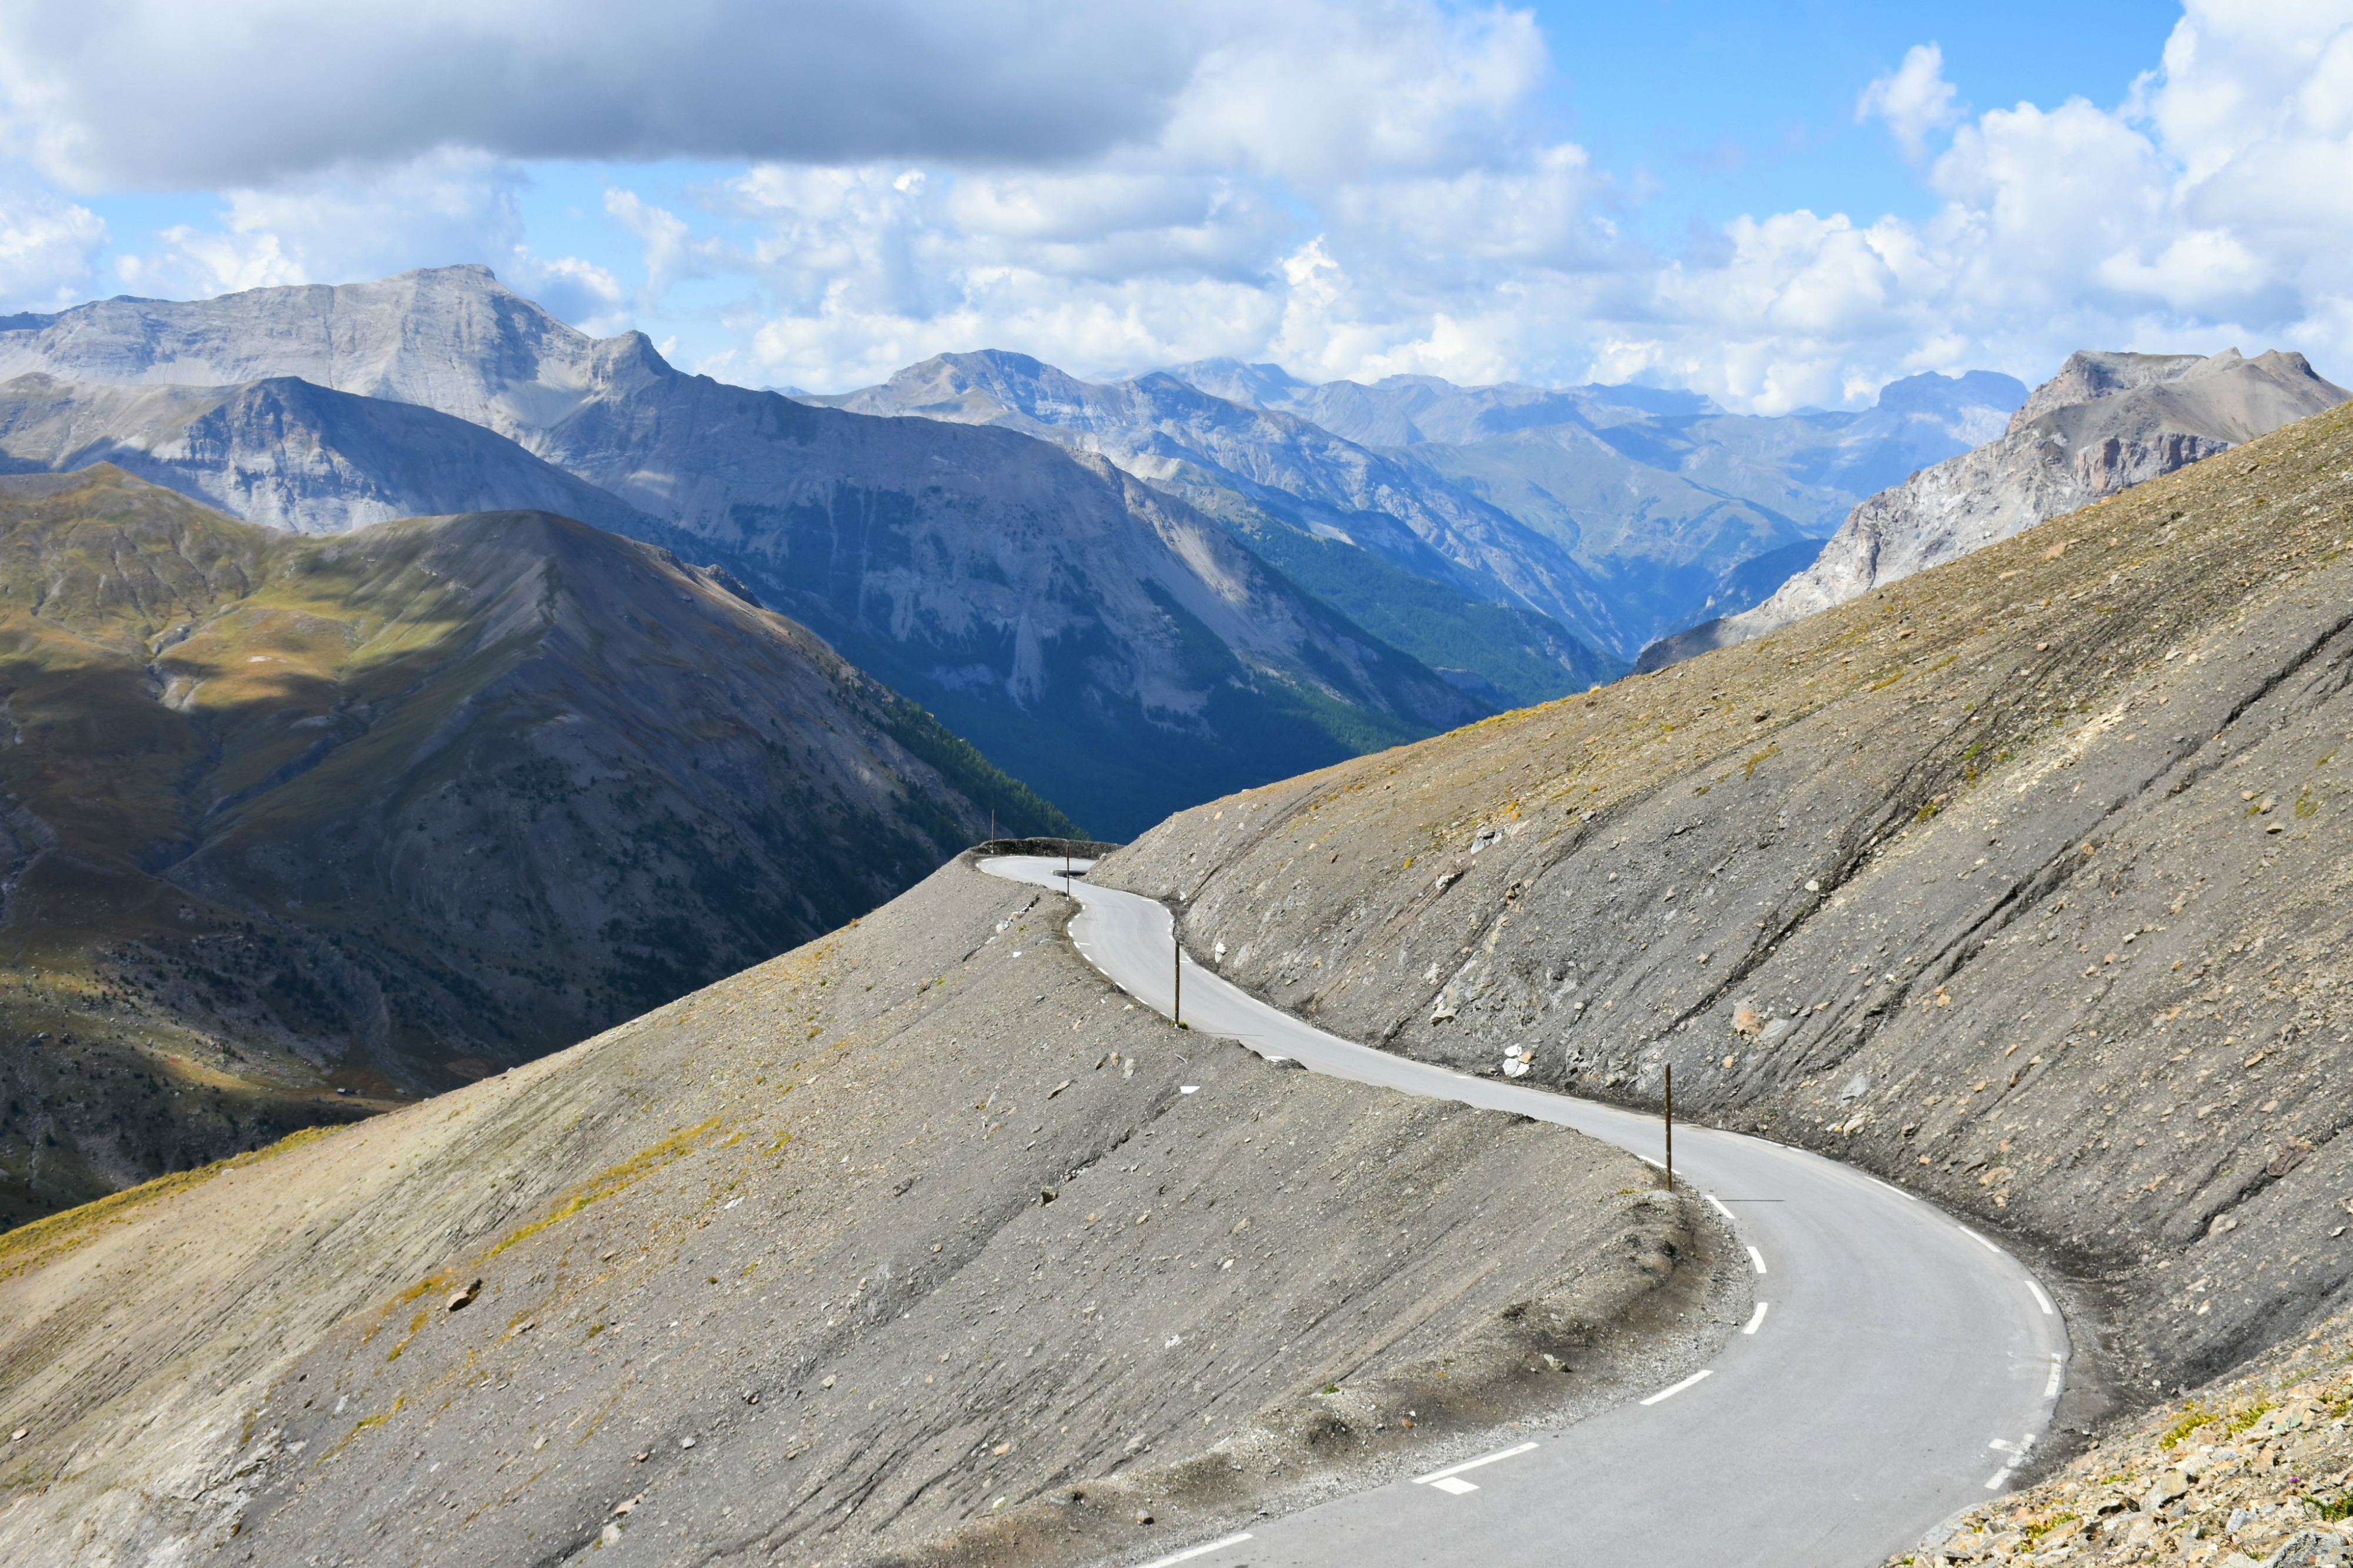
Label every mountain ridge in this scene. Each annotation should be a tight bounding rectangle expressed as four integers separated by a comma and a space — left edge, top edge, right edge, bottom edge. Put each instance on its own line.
0, 269, 1487, 836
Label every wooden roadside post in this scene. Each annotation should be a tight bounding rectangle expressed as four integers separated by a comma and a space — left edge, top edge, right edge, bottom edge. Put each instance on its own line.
1173, 917, 1182, 1027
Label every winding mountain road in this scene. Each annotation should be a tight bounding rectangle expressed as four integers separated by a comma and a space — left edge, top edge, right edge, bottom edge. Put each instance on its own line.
981, 855, 2068, 1568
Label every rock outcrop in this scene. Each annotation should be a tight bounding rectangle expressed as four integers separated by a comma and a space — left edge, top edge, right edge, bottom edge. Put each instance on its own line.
1638, 349, 2348, 670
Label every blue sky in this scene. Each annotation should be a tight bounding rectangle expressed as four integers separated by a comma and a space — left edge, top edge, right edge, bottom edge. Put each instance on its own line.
2, 1, 2345, 410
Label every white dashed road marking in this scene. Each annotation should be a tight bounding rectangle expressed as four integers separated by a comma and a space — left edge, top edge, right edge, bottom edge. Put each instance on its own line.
1413, 1442, 1537, 1487
1429, 1476, 1479, 1495
1744, 1302, 1769, 1335
2044, 1355, 2065, 1399
1747, 1245, 1768, 1275
1640, 1370, 1713, 1406
1705, 1193, 1734, 1219
1139, 1533, 1255, 1568
1985, 1434, 2035, 1490
2026, 1280, 2055, 1316
1960, 1226, 2003, 1255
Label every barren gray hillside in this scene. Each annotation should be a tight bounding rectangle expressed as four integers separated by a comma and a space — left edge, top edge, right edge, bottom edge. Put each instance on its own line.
0, 855, 1729, 1568
1645, 349, 2348, 668
0, 371, 659, 536
1096, 399, 2353, 1404
0, 269, 1484, 836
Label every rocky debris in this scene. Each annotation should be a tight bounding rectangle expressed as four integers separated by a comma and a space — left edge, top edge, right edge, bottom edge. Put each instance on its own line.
1095, 399, 2353, 1413
1897, 1312, 2353, 1568
1644, 348, 2347, 669
0, 853, 1737, 1568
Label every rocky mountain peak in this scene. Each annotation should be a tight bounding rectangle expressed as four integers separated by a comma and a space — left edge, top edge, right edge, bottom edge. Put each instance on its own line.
1637, 345, 2349, 670
2008, 348, 2214, 430
0, 265, 676, 444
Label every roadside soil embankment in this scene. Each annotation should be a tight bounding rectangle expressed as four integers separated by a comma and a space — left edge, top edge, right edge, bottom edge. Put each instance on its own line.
0, 852, 1735, 1567
1894, 1309, 2352, 1568
1096, 402, 2353, 1422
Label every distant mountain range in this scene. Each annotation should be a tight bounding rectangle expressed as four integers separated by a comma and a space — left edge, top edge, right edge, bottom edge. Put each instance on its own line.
809, 351, 2029, 667
0, 466, 1066, 1222
1155, 358, 2027, 651
0, 269, 1489, 838
1642, 347, 2349, 668
0, 266, 2044, 832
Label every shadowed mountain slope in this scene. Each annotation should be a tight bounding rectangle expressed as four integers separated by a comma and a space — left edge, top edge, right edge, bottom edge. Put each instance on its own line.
0, 271, 1485, 835
0, 468, 1066, 1226
1095, 399, 2353, 1407
1642, 349, 2349, 669
0, 853, 1724, 1568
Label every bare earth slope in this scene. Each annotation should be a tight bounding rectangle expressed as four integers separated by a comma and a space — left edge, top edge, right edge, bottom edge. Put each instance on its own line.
1095, 399, 2353, 1409
0, 468, 1066, 1226
0, 853, 1725, 1568
1642, 349, 2348, 670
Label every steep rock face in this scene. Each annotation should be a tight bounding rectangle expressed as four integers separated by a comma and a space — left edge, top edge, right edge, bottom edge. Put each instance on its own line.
809, 349, 1631, 670
1094, 401, 2353, 1402
0, 271, 1481, 835
1644, 350, 2348, 668
0, 468, 1067, 1224
0, 372, 658, 536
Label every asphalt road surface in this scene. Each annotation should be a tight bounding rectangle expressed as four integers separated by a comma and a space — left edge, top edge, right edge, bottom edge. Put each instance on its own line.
981, 855, 2068, 1568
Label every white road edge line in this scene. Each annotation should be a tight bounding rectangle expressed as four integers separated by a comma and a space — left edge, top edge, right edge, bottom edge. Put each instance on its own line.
1640, 1369, 1712, 1406
1744, 1302, 1769, 1335
1862, 1173, 1919, 1202
1746, 1245, 1768, 1275
1139, 1533, 1255, 1568
2026, 1279, 2056, 1316
2044, 1355, 2065, 1399
1705, 1193, 1735, 1219
1411, 1442, 1537, 1486
1960, 1226, 2004, 1256
1636, 1155, 1664, 1169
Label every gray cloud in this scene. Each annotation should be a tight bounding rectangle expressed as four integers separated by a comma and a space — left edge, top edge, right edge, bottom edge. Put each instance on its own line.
0, 0, 1207, 188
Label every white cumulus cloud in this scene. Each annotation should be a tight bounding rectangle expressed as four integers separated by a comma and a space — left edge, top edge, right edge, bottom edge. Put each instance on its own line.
0, 171, 105, 312
1858, 43, 1964, 161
